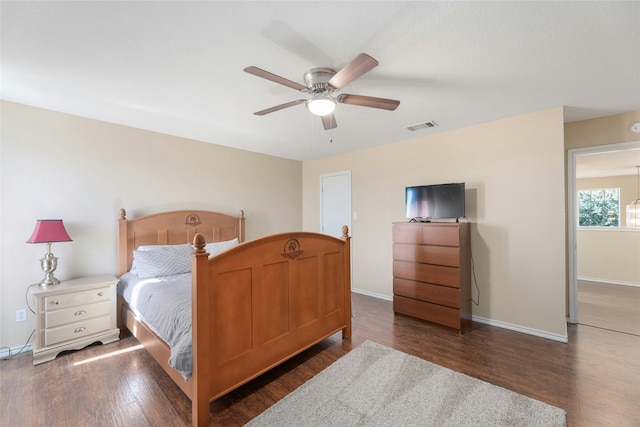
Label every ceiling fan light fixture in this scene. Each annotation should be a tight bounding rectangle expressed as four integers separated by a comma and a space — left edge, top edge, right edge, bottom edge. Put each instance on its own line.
306, 95, 336, 116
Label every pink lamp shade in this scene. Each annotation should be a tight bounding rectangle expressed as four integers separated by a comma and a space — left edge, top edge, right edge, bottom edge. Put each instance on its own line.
27, 220, 73, 244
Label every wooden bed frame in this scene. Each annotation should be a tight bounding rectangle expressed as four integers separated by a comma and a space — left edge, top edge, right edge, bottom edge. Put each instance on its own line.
116, 209, 352, 426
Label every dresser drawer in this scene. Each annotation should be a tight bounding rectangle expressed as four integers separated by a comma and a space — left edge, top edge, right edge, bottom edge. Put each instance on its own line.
43, 315, 112, 347
394, 278, 460, 308
44, 300, 112, 329
393, 243, 460, 267
421, 225, 460, 246
393, 223, 460, 247
392, 223, 422, 244
42, 286, 111, 311
393, 260, 461, 288
393, 295, 461, 330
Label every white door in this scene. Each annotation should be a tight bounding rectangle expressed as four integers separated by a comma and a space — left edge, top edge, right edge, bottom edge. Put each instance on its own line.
320, 171, 351, 237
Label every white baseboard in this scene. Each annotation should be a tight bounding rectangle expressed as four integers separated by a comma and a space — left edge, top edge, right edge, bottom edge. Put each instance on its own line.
578, 276, 640, 288
472, 315, 568, 343
0, 344, 33, 359
352, 287, 392, 302
352, 290, 568, 343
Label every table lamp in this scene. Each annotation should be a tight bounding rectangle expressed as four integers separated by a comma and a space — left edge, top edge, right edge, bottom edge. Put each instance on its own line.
26, 219, 73, 287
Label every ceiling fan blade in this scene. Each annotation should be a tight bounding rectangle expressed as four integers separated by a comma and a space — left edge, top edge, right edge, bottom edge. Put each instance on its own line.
244, 66, 307, 92
336, 94, 400, 111
321, 113, 337, 130
254, 99, 306, 116
327, 53, 379, 90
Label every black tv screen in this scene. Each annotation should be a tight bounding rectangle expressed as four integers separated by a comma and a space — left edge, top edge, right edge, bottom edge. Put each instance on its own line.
405, 182, 465, 220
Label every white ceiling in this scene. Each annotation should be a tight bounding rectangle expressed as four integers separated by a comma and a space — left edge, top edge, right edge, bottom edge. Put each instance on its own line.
2, 1, 640, 167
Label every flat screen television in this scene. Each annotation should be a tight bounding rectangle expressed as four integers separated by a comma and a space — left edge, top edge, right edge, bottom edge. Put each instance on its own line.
405, 182, 465, 221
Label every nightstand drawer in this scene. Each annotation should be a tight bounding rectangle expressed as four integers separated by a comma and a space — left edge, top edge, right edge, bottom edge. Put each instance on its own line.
44, 300, 112, 328
44, 315, 112, 347
43, 286, 111, 311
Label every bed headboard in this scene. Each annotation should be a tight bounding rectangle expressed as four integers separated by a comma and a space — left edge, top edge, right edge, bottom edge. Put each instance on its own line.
117, 208, 245, 276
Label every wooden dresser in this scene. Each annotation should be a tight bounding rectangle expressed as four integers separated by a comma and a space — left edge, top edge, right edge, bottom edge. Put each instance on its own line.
392, 222, 472, 333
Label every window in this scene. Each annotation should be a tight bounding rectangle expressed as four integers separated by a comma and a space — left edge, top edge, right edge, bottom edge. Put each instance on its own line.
578, 188, 620, 227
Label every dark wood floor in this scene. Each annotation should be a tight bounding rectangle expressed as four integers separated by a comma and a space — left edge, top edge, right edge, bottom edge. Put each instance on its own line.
578, 280, 640, 336
2, 293, 639, 426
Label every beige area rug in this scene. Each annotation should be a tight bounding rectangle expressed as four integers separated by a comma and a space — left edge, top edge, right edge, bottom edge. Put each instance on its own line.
578, 280, 640, 336
245, 340, 566, 427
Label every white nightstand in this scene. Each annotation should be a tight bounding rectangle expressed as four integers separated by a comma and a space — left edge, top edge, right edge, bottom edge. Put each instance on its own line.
31, 274, 120, 365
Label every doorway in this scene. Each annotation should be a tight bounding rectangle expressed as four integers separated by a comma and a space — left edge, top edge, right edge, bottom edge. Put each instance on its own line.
568, 141, 640, 332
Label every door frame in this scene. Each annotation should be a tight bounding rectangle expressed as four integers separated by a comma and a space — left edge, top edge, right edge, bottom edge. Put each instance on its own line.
567, 140, 640, 323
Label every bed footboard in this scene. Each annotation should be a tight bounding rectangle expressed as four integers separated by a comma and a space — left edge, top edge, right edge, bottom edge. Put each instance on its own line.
191, 228, 352, 426
116, 208, 350, 426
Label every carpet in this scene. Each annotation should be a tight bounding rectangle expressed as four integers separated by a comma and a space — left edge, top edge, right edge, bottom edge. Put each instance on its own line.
246, 340, 566, 427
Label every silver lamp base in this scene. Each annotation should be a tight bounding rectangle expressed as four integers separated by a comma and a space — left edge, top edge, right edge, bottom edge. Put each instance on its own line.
39, 249, 60, 287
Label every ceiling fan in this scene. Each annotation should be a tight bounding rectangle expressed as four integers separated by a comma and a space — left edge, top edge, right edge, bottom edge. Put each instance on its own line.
244, 53, 400, 130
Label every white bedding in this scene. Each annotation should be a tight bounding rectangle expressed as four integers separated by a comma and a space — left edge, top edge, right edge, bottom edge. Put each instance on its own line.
118, 272, 193, 380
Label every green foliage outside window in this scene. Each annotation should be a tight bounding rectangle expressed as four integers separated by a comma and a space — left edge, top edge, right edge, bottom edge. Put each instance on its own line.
578, 188, 620, 227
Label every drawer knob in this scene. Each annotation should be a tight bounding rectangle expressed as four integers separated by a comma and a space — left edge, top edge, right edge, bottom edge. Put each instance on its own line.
97, 292, 104, 297
74, 310, 87, 316
74, 327, 86, 333
51, 300, 60, 305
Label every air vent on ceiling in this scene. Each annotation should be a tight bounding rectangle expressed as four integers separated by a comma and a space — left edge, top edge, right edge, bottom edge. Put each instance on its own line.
406, 121, 438, 131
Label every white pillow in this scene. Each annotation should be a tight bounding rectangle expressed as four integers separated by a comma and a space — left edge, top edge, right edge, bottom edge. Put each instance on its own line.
131, 243, 190, 275
205, 238, 239, 258
133, 244, 193, 278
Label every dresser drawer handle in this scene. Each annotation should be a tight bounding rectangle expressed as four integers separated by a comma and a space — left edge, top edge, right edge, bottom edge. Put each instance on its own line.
74, 327, 86, 333
51, 301, 60, 305
97, 292, 104, 297
74, 310, 87, 316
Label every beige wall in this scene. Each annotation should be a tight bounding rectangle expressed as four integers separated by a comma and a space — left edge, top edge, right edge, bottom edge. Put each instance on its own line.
0, 101, 302, 349
576, 175, 640, 285
303, 108, 568, 339
577, 229, 640, 285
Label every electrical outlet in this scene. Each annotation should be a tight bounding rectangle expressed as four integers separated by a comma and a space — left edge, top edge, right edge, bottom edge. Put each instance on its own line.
16, 309, 27, 323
